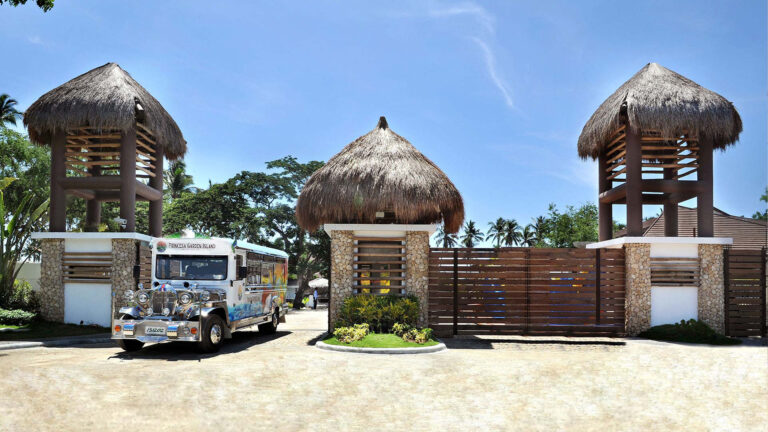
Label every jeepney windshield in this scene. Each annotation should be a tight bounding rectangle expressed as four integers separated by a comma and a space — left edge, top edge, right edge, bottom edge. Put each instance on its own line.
155, 255, 229, 280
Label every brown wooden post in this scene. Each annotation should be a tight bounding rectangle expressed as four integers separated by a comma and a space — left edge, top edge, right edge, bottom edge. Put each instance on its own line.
84, 159, 102, 232
625, 125, 643, 236
452, 249, 458, 336
149, 145, 164, 237
761, 247, 766, 337
723, 247, 730, 335
598, 151, 613, 241
697, 139, 714, 237
524, 248, 530, 333
595, 248, 601, 325
119, 126, 137, 232
49, 132, 66, 232
663, 167, 678, 237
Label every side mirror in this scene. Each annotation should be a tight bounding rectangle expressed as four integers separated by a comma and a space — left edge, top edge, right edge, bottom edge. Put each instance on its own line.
237, 266, 248, 280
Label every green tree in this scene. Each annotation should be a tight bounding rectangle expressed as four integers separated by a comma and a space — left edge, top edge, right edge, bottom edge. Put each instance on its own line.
502, 219, 522, 246
0, 94, 22, 127
1, 178, 49, 307
433, 226, 458, 248
460, 220, 484, 248
486, 217, 506, 248
520, 225, 535, 247
530, 216, 547, 247
541, 202, 598, 247
163, 160, 196, 200
752, 187, 768, 221
0, 0, 54, 11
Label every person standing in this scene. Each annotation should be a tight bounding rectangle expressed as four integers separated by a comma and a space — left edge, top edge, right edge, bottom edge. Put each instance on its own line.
313, 288, 318, 310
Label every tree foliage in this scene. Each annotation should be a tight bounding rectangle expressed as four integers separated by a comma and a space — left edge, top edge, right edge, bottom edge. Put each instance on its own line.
752, 187, 767, 221
460, 220, 484, 248
0, 0, 54, 12
0, 94, 22, 127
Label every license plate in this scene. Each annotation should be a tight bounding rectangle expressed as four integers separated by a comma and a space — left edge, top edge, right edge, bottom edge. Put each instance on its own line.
145, 326, 166, 336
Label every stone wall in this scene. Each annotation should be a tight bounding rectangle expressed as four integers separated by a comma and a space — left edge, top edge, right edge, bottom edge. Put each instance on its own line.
698, 244, 725, 333
329, 230, 353, 329
38, 239, 65, 322
111, 239, 138, 318
405, 231, 430, 327
624, 243, 651, 336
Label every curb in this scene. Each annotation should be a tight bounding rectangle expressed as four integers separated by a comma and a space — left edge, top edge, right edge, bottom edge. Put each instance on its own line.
0, 334, 112, 351
315, 340, 447, 354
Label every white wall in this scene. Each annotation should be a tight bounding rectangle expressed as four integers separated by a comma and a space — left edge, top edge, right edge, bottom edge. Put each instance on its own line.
64, 283, 112, 327
651, 287, 698, 326
15, 262, 41, 291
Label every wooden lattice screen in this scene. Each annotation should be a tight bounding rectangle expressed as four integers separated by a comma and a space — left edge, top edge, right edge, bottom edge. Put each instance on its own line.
62, 251, 113, 283
64, 123, 157, 179
353, 237, 406, 295
724, 248, 767, 337
650, 257, 700, 287
604, 127, 700, 183
136, 242, 152, 287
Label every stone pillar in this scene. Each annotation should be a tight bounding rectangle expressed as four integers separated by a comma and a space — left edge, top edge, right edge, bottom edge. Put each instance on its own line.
38, 239, 65, 322
406, 231, 430, 327
698, 244, 725, 333
625, 243, 651, 336
329, 230, 353, 329
111, 239, 138, 318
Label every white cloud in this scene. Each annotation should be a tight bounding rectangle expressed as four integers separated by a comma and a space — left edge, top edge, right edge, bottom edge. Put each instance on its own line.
427, 2, 495, 34
471, 37, 514, 109
27, 36, 43, 45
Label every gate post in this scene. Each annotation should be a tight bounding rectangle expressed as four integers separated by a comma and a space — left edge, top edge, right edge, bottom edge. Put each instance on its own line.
723, 247, 730, 335
761, 247, 766, 337
452, 249, 458, 336
595, 249, 601, 325
525, 248, 530, 333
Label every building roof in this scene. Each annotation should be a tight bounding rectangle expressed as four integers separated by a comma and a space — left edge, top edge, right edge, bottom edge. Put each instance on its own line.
296, 116, 465, 233
24, 63, 187, 159
616, 206, 767, 250
578, 63, 742, 159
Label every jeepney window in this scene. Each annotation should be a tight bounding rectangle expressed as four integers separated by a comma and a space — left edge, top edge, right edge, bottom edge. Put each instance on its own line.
261, 261, 274, 285
156, 255, 228, 280
246, 252, 261, 285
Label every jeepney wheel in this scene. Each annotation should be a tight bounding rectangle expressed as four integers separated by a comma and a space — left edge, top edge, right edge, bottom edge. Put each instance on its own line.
117, 339, 145, 352
258, 309, 279, 335
198, 315, 225, 353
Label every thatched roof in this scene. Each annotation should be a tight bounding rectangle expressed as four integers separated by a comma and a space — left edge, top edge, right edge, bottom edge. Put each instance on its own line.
578, 63, 742, 159
296, 117, 465, 233
24, 63, 186, 159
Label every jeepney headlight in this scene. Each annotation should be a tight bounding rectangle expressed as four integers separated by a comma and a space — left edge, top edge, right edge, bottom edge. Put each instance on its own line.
180, 293, 192, 305
138, 293, 150, 304
137, 282, 144, 290
162, 307, 171, 316
200, 291, 210, 302
124, 290, 134, 302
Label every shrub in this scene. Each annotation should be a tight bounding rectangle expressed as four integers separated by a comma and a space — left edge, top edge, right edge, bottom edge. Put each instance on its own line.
336, 294, 420, 333
639, 319, 741, 345
401, 326, 434, 344
7, 280, 40, 313
391, 322, 411, 336
0, 308, 37, 326
333, 323, 370, 344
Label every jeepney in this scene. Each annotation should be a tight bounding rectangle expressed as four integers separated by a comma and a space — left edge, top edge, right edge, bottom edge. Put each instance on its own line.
112, 235, 289, 352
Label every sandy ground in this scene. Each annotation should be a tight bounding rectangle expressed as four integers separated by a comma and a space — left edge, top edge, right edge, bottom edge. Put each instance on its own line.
0, 308, 766, 432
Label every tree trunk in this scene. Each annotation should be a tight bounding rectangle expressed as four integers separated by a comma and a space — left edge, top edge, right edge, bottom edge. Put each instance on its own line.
293, 271, 311, 310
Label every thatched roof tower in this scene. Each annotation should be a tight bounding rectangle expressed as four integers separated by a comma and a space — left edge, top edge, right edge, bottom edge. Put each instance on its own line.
24, 62, 186, 159
296, 117, 464, 233
578, 63, 741, 160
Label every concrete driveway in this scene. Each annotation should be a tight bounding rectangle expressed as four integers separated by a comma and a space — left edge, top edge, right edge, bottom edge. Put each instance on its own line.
0, 308, 766, 431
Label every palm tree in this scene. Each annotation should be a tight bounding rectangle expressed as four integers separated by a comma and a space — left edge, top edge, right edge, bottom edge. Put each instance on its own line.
164, 160, 196, 200
434, 226, 458, 248
520, 225, 535, 247
0, 94, 22, 127
486, 217, 506, 248
460, 220, 484, 248
531, 216, 547, 245
502, 219, 522, 246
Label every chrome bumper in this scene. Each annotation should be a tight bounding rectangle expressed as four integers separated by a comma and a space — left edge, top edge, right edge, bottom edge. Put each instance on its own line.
112, 318, 200, 343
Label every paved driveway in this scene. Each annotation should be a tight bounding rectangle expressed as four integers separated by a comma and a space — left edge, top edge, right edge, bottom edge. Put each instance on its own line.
0, 308, 766, 431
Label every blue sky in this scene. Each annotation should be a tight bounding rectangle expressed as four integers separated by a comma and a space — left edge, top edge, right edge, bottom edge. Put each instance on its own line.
2, 1, 766, 245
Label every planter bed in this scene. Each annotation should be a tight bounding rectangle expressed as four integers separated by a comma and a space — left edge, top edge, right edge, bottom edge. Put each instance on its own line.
317, 333, 446, 354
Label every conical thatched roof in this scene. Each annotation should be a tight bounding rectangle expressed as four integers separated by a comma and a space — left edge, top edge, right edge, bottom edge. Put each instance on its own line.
24, 62, 186, 159
296, 117, 464, 233
578, 63, 741, 159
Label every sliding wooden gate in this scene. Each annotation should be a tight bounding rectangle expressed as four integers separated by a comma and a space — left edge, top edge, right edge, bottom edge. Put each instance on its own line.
724, 248, 767, 337
428, 248, 625, 337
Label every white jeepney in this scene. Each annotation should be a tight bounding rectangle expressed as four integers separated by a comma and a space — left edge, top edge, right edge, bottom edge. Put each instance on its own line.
112, 234, 289, 352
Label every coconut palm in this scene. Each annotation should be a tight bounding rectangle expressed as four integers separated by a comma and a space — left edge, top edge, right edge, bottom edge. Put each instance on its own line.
0, 94, 22, 127
502, 219, 522, 246
531, 216, 547, 245
434, 226, 458, 248
486, 217, 506, 248
164, 160, 196, 200
460, 220, 484, 248
520, 225, 536, 247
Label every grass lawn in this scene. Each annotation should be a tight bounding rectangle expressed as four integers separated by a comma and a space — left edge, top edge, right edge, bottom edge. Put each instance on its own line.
323, 333, 439, 348
0, 321, 108, 341
639, 320, 741, 346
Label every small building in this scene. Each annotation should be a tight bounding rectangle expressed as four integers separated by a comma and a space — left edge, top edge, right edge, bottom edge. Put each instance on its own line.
296, 117, 464, 328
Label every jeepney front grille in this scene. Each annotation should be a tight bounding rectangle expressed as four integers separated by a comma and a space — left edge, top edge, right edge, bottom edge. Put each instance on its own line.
151, 291, 177, 315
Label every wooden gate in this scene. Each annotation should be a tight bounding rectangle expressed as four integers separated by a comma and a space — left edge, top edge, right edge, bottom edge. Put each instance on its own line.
428, 248, 625, 337
724, 248, 767, 337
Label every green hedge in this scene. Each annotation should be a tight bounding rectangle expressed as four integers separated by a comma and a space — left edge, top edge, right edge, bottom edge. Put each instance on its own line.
0, 308, 37, 326
336, 294, 420, 333
639, 319, 741, 345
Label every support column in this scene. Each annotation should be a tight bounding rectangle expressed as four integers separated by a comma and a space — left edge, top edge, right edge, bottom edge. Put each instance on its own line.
598, 151, 613, 241
329, 230, 353, 330
406, 231, 430, 327
624, 243, 651, 336
697, 139, 714, 237
149, 145, 164, 237
50, 133, 66, 232
625, 126, 643, 236
119, 126, 137, 232
111, 239, 138, 318
698, 244, 725, 333
38, 239, 65, 321
84, 160, 102, 232
663, 167, 678, 237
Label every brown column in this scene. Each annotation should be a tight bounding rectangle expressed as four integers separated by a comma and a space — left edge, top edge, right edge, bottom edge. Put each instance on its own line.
50, 132, 66, 232
625, 125, 643, 236
119, 126, 137, 232
598, 151, 613, 241
697, 139, 714, 237
149, 145, 164, 237
663, 167, 678, 237
84, 161, 101, 232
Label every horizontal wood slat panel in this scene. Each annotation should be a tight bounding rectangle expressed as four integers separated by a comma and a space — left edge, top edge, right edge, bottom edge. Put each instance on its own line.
724, 248, 766, 338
